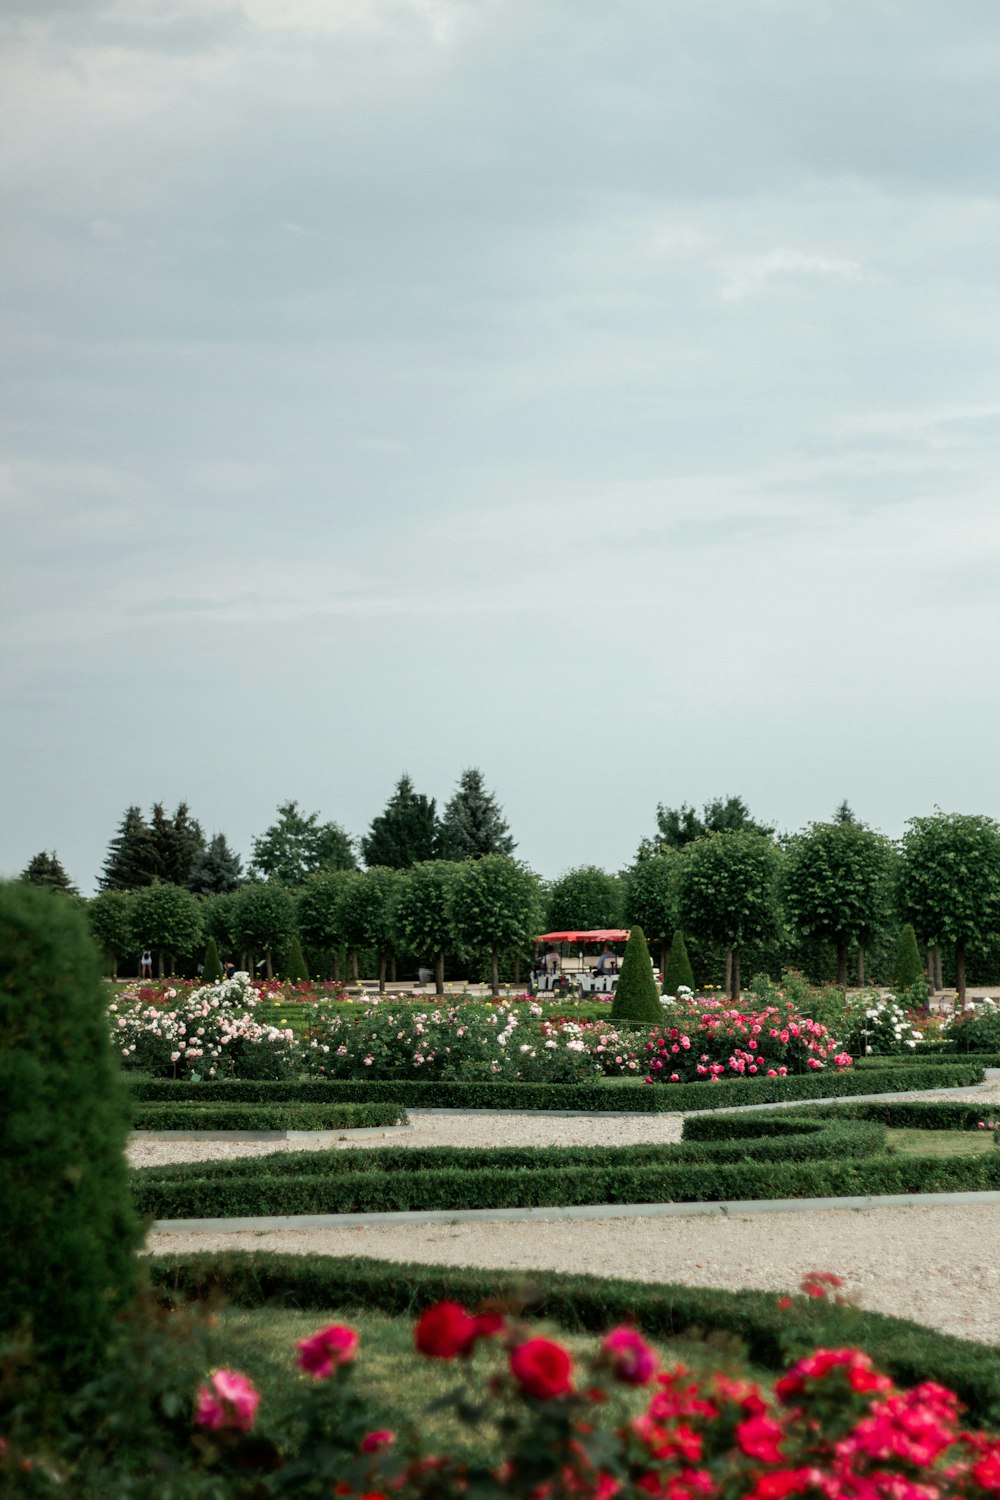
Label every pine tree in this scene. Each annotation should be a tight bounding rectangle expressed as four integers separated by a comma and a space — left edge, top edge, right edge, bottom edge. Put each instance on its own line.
99, 806, 160, 890
189, 832, 244, 894
894, 923, 924, 990
439, 768, 515, 860
361, 775, 439, 869
20, 851, 77, 894
664, 929, 694, 993
282, 934, 309, 982
201, 935, 224, 983
610, 925, 663, 1023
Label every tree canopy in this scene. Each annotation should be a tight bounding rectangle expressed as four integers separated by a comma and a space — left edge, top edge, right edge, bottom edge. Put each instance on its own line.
188, 832, 244, 895
545, 865, 623, 932
782, 820, 891, 986
99, 806, 161, 890
438, 768, 515, 860
644, 795, 775, 856
447, 856, 542, 995
20, 850, 77, 895
897, 812, 1000, 1003
249, 800, 356, 884
361, 775, 439, 869
678, 831, 781, 997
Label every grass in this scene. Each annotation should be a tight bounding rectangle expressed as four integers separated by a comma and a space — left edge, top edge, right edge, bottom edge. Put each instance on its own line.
209, 1304, 764, 1462
887, 1127, 997, 1157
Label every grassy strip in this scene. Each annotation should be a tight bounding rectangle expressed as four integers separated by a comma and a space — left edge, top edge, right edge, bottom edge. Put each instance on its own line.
126, 1062, 986, 1113
147, 1252, 1000, 1428
131, 1102, 408, 1131
133, 1148, 1000, 1219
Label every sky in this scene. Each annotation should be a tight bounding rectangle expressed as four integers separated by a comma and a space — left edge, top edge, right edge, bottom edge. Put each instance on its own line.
2, 0, 999, 894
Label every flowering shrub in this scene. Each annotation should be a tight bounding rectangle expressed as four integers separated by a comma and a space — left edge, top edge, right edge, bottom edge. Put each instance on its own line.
941, 998, 1000, 1053
642, 996, 851, 1084
842, 991, 924, 1056
108, 974, 296, 1080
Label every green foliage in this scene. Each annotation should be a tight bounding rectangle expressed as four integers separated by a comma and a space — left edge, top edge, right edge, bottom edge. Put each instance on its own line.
19, 849, 77, 894
0, 881, 141, 1385
894, 923, 924, 989
623, 853, 678, 953
132, 1101, 407, 1130
232, 883, 297, 967
447, 856, 542, 994
100, 804, 161, 890
678, 830, 781, 991
361, 774, 440, 869
87, 887, 135, 975
664, 929, 694, 993
545, 865, 623, 932
188, 832, 243, 895
201, 890, 240, 958
151, 801, 206, 888
438, 767, 515, 859
249, 800, 356, 884
393, 861, 459, 986
201, 934, 224, 983
296, 869, 354, 959
942, 1001, 1000, 1054
337, 868, 400, 969
648, 795, 775, 854
282, 933, 309, 982
782, 820, 892, 984
609, 926, 662, 1022
898, 811, 1000, 998
131, 882, 204, 974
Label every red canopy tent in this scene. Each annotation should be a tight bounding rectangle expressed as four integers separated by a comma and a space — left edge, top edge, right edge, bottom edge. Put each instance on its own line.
535, 929, 630, 944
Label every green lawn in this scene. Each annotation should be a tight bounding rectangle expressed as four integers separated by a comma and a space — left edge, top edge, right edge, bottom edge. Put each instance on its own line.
887, 1127, 997, 1157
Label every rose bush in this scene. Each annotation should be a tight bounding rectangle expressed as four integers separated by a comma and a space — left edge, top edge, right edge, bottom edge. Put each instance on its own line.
108, 973, 296, 1080
842, 991, 924, 1056
642, 995, 851, 1085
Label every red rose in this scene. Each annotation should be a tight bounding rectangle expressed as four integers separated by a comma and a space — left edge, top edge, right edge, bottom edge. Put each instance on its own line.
509, 1338, 573, 1400
414, 1302, 478, 1359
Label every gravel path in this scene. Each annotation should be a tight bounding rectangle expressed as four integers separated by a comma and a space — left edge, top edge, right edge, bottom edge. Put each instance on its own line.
139, 1087, 1000, 1345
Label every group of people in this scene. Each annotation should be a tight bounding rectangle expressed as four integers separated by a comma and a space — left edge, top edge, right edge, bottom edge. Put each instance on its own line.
539, 943, 619, 977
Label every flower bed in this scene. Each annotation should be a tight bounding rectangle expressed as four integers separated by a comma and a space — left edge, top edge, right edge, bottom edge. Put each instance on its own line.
645, 996, 851, 1084
110, 974, 297, 1080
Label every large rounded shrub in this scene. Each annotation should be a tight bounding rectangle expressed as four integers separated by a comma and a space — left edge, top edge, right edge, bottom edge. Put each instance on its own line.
0, 881, 141, 1384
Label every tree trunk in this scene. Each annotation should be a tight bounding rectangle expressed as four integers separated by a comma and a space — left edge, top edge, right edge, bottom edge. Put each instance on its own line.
167, 953, 174, 977
836, 939, 849, 989
935, 947, 944, 991
379, 951, 387, 993
390, 952, 397, 983
332, 952, 340, 982
955, 939, 966, 1008
350, 951, 358, 982
724, 947, 733, 999
514, 955, 521, 985
856, 944, 865, 987
732, 946, 741, 1000
110, 953, 118, 980
157, 952, 164, 980
265, 949, 273, 980
490, 948, 500, 997
660, 942, 668, 980
240, 951, 247, 972
435, 950, 445, 996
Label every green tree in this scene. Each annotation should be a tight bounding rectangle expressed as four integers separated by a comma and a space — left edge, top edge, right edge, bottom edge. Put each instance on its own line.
296, 869, 355, 981
394, 861, 460, 994
447, 856, 542, 996
150, 801, 206, 888
545, 865, 623, 933
0, 882, 141, 1385
898, 812, 1000, 1004
201, 892, 240, 967
282, 934, 309, 982
438, 768, 515, 860
201, 934, 224, 983
610, 925, 662, 1023
678, 831, 782, 999
130, 883, 204, 978
249, 800, 356, 884
19, 850, 77, 895
782, 820, 892, 988
87, 889, 135, 979
648, 795, 775, 855
664, 929, 695, 993
337, 868, 402, 991
361, 774, 440, 869
894, 922, 924, 991
99, 805, 160, 890
624, 853, 679, 976
232, 883, 297, 979
188, 831, 244, 895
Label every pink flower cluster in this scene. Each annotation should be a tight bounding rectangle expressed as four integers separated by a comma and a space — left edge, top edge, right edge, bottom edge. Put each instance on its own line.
644, 999, 851, 1085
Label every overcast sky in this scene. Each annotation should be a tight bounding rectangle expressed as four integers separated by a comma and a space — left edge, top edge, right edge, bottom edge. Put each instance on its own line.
2, 0, 998, 893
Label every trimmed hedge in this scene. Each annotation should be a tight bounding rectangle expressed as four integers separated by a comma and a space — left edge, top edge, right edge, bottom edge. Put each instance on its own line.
132, 1102, 408, 1132
853, 1052, 1000, 1070
682, 1102, 995, 1139
126, 1062, 987, 1114
148, 1252, 1000, 1427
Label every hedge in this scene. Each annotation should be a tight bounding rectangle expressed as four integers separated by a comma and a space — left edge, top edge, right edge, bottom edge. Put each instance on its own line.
853, 1052, 1000, 1070
148, 1252, 1000, 1427
126, 1061, 987, 1113
682, 1102, 995, 1140
131, 1102, 408, 1132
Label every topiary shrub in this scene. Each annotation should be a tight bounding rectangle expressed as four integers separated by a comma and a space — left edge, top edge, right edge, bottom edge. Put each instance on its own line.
663, 928, 694, 994
610, 925, 662, 1023
894, 923, 924, 990
282, 934, 309, 983
0, 881, 142, 1386
200, 934, 223, 983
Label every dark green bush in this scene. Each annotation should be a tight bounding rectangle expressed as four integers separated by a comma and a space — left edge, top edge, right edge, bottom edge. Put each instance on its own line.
132, 1101, 408, 1131
894, 923, 924, 990
610, 925, 662, 1023
282, 934, 309, 982
0, 881, 142, 1384
664, 929, 695, 994
200, 935, 223, 983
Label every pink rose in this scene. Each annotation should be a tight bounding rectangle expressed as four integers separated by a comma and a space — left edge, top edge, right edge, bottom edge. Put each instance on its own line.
601, 1326, 658, 1385
195, 1369, 260, 1431
296, 1323, 359, 1379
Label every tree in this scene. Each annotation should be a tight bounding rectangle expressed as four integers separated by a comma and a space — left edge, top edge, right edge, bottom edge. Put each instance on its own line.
438, 768, 515, 860
894, 923, 923, 991
448, 856, 542, 996
201, 935, 224, 983
545, 866, 623, 933
361, 775, 440, 869
833, 800, 857, 824
99, 806, 160, 890
249, 801, 356, 885
188, 832, 244, 895
678, 831, 781, 999
897, 812, 1000, 1005
781, 820, 892, 987
337, 868, 402, 991
1, 882, 141, 1386
232, 883, 297, 979
130, 883, 203, 978
610, 925, 662, 1023
150, 801, 206, 888
87, 889, 135, 979
296, 870, 355, 981
624, 853, 679, 976
201, 892, 241, 968
664, 929, 695, 993
20, 851, 77, 895
282, 934, 309, 982
394, 861, 460, 994
650, 795, 775, 854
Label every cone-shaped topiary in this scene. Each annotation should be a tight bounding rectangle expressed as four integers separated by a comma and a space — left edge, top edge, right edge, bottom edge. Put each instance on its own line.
610, 924, 663, 1023
282, 934, 309, 982
201, 934, 223, 983
0, 882, 142, 1386
894, 922, 924, 990
664, 928, 695, 994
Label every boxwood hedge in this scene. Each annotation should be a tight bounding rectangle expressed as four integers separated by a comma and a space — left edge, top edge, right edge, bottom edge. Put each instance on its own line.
131, 1102, 408, 1132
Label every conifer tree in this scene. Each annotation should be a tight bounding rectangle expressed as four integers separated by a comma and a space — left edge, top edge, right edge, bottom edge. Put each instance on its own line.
189, 832, 244, 895
362, 775, 440, 869
201, 935, 224, 983
20, 851, 77, 895
100, 806, 160, 890
283, 934, 309, 982
439, 768, 515, 860
610, 925, 662, 1023
894, 923, 924, 991
664, 929, 695, 994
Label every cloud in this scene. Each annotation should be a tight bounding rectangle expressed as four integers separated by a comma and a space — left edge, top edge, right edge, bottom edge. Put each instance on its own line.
719, 249, 866, 301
